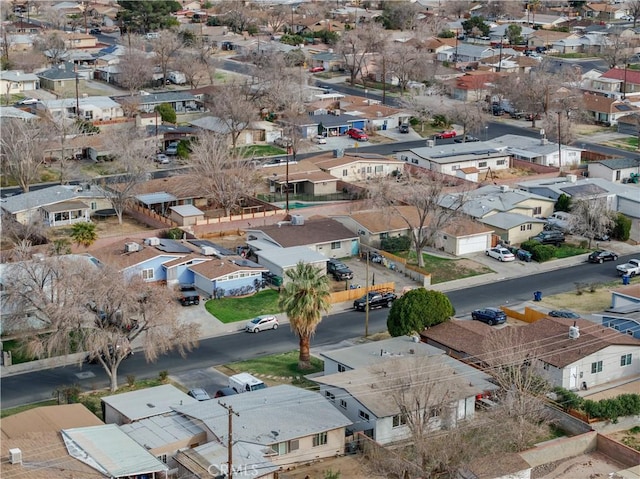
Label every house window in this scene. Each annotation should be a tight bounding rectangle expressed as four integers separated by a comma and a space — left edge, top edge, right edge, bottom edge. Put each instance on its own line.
157, 454, 167, 463
621, 353, 632, 366
366, 166, 372, 173
91, 202, 97, 210
313, 432, 328, 447
497, 159, 506, 166
380, 232, 389, 240
359, 410, 370, 421
342, 169, 348, 177
429, 407, 441, 418
533, 206, 542, 215
325, 391, 335, 401
392, 414, 407, 428
375, 165, 383, 173
591, 361, 603, 373
340, 399, 347, 409
271, 440, 299, 455
520, 224, 532, 231
331, 241, 340, 250
479, 161, 487, 168
141, 268, 154, 280
337, 363, 346, 372
451, 165, 459, 170
616, 170, 621, 181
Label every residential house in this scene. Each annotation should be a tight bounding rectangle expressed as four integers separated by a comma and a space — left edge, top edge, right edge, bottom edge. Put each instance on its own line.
439, 185, 554, 244
1, 404, 105, 479
260, 159, 339, 196
582, 92, 640, 125
552, 37, 584, 54
37, 96, 124, 122
189, 115, 260, 145
583, 3, 629, 20
0, 106, 38, 121
491, 134, 583, 168
101, 384, 198, 425
0, 70, 39, 94
480, 53, 541, 74
437, 44, 511, 64
422, 317, 640, 391
62, 32, 99, 50
421, 36, 457, 54
516, 175, 640, 220
396, 141, 511, 178
600, 284, 640, 340
37, 63, 85, 95
600, 68, 640, 99
617, 114, 640, 136
303, 112, 368, 139
187, 255, 267, 297
514, 13, 569, 29
338, 95, 409, 130
6, 20, 43, 34
115, 91, 200, 115
175, 385, 352, 468
253, 245, 329, 284
0, 184, 111, 227
450, 71, 501, 102
310, 151, 404, 182
62, 424, 169, 478
588, 158, 640, 183
527, 30, 575, 51
314, 354, 497, 444
333, 206, 494, 255
246, 217, 360, 258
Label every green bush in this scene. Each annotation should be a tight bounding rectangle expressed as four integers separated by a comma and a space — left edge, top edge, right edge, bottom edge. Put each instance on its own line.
612, 213, 631, 241
154, 103, 176, 124
381, 235, 411, 254
387, 288, 454, 336
582, 394, 640, 422
166, 227, 183, 240
531, 244, 555, 262
552, 386, 584, 411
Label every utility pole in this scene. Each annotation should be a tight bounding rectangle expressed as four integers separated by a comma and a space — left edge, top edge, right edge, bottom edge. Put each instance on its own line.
219, 401, 239, 479
365, 253, 369, 338
557, 111, 562, 171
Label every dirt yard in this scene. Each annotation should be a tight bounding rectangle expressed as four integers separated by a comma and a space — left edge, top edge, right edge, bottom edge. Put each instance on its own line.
532, 451, 628, 479
281, 455, 383, 479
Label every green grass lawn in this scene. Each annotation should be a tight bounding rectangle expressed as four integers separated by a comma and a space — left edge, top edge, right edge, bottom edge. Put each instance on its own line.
1, 339, 34, 364
205, 289, 281, 323
554, 243, 590, 259
236, 145, 285, 157
225, 350, 323, 378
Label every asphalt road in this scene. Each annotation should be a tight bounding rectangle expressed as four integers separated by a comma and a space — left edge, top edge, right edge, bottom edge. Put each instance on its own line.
1, 254, 635, 408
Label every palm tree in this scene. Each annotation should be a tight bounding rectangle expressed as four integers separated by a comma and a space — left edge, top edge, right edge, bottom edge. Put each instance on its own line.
70, 221, 97, 247
278, 261, 331, 370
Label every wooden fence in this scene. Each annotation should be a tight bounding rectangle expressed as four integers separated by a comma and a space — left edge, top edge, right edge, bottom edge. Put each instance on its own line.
195, 208, 280, 226
500, 305, 548, 323
329, 282, 395, 304
128, 204, 178, 228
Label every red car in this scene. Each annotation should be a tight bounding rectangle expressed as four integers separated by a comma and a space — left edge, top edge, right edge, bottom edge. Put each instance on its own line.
309, 66, 325, 73
435, 130, 457, 139
347, 128, 368, 141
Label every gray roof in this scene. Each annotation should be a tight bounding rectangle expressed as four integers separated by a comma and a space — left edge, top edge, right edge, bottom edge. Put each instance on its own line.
441, 44, 498, 57
101, 384, 198, 422
136, 192, 178, 205
314, 355, 497, 418
116, 91, 197, 105
517, 176, 638, 201
440, 185, 554, 218
0, 184, 107, 214
312, 52, 342, 61
0, 70, 39, 82
189, 115, 241, 134
253, 245, 329, 269
62, 424, 169, 477
404, 140, 508, 164
480, 212, 547, 230
190, 441, 279, 478
492, 134, 583, 157
307, 113, 365, 127
595, 158, 640, 170
0, 106, 38, 120
320, 336, 444, 370
175, 385, 352, 444
170, 204, 204, 216
120, 412, 205, 449
37, 65, 76, 80
41, 96, 121, 110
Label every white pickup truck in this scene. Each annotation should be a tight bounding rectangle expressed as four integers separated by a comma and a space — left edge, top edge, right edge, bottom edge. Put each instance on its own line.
616, 259, 640, 277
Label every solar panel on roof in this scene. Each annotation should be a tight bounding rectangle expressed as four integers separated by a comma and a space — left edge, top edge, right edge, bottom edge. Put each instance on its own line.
155, 239, 193, 253
188, 240, 235, 255
616, 104, 631, 111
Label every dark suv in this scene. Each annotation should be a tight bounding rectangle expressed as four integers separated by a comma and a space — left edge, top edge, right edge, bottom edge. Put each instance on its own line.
327, 259, 354, 281
179, 286, 200, 306
530, 230, 565, 246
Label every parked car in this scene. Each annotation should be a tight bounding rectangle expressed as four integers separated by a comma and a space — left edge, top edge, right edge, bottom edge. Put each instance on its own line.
399, 124, 410, 133
309, 66, 325, 73
486, 247, 515, 262
178, 286, 200, 306
16, 97, 39, 105
155, 154, 170, 164
312, 135, 327, 144
435, 130, 457, 139
187, 388, 211, 401
327, 258, 354, 280
164, 142, 179, 156
454, 135, 479, 143
548, 310, 580, 319
471, 307, 507, 326
353, 290, 397, 311
214, 387, 238, 398
89, 28, 102, 34
347, 128, 368, 141
587, 250, 618, 264
274, 136, 292, 148
530, 230, 565, 246
245, 315, 279, 333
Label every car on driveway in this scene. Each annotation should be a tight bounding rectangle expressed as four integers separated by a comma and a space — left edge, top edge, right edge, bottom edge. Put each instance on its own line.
155, 154, 170, 164
471, 308, 507, 326
587, 250, 618, 264
312, 135, 327, 144
548, 310, 580, 319
454, 135, 479, 143
16, 97, 39, 105
187, 388, 211, 401
245, 315, 279, 333
309, 66, 325, 73
399, 124, 410, 133
435, 130, 457, 139
486, 247, 515, 262
347, 128, 368, 141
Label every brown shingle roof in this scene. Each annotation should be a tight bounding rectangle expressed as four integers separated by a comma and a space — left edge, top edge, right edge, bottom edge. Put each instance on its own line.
89, 238, 183, 271
250, 217, 358, 248
421, 320, 496, 357
311, 152, 401, 170
1, 404, 103, 440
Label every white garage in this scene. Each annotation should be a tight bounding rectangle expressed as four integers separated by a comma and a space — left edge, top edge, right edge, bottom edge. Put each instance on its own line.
436, 220, 494, 256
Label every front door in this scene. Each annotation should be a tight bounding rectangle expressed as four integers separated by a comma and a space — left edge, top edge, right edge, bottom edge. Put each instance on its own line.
569, 367, 577, 389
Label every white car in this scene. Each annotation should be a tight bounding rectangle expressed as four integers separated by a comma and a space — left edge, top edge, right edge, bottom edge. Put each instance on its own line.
486, 247, 515, 262
155, 154, 170, 164
245, 315, 279, 333
312, 135, 327, 144
17, 97, 39, 105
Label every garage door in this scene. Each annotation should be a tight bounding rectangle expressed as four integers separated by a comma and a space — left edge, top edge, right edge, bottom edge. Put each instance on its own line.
457, 234, 489, 255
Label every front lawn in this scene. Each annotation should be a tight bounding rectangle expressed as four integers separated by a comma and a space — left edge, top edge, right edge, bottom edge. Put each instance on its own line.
236, 145, 285, 158
224, 350, 323, 378
554, 243, 590, 259
205, 289, 281, 323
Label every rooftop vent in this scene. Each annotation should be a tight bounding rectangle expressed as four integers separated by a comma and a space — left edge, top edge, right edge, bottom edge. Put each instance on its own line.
125, 242, 140, 253
144, 237, 160, 246
499, 185, 509, 193
291, 214, 304, 226
569, 322, 580, 340
9, 448, 22, 465
201, 246, 216, 256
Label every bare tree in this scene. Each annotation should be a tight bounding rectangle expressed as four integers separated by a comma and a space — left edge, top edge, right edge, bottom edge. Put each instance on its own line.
450, 101, 485, 138
41, 112, 84, 185
369, 171, 470, 268
101, 130, 153, 224
180, 131, 261, 216
151, 30, 184, 85
41, 4, 69, 30
570, 198, 617, 247
628, 0, 640, 27
205, 82, 256, 149
445, 0, 473, 19
35, 30, 69, 64
0, 118, 48, 192
384, 42, 423, 94
401, 94, 444, 132
265, 5, 289, 34
336, 23, 385, 87
117, 45, 154, 95
600, 31, 631, 69
250, 52, 306, 114
172, 48, 216, 89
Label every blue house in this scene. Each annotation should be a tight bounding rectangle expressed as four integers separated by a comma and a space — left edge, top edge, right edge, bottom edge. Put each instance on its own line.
188, 258, 267, 298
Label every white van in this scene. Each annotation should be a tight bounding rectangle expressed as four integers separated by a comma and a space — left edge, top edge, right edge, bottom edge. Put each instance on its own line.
228, 373, 267, 394
546, 211, 575, 233
145, 32, 160, 39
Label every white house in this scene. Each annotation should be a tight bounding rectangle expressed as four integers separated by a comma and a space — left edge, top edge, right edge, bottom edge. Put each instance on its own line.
491, 134, 583, 168
253, 246, 328, 284
0, 70, 39, 94
311, 152, 404, 182
587, 158, 640, 184
38, 96, 124, 122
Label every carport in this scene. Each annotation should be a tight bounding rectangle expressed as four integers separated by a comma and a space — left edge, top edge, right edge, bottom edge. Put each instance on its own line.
136, 192, 177, 216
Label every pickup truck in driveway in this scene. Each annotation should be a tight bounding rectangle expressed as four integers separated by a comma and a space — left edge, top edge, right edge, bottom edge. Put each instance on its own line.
354, 290, 397, 311
616, 259, 640, 277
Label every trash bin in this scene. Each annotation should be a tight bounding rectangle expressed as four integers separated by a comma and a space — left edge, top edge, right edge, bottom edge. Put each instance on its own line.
622, 275, 630, 285
533, 291, 542, 301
